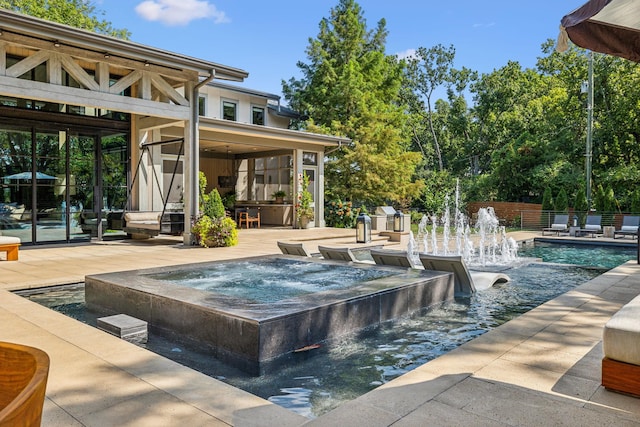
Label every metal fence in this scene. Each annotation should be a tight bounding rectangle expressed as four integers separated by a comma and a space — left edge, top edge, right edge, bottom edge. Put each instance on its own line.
519, 210, 637, 230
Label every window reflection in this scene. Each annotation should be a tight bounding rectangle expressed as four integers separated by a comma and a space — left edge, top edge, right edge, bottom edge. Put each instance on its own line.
236, 154, 293, 201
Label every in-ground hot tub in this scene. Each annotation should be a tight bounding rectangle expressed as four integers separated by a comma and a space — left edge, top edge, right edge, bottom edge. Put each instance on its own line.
85, 255, 453, 373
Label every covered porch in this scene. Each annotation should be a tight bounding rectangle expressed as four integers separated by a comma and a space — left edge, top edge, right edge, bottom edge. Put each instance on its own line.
149, 115, 350, 229
0, 9, 248, 245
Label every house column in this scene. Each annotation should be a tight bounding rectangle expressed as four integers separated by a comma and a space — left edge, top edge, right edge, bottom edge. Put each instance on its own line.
318, 151, 326, 228
293, 149, 303, 229
183, 81, 197, 245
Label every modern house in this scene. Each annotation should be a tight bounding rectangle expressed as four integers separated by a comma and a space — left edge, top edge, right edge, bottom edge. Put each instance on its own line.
0, 10, 348, 245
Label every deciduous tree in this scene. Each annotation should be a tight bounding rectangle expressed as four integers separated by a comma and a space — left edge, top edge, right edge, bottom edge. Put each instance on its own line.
0, 0, 130, 39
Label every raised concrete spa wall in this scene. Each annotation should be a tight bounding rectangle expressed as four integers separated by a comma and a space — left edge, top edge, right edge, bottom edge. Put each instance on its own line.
85, 256, 454, 373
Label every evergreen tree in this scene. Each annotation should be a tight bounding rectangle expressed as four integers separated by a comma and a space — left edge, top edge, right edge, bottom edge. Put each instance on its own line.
541, 187, 553, 210
573, 187, 588, 227
593, 184, 606, 212
631, 190, 640, 214
554, 189, 568, 213
602, 185, 617, 225
282, 0, 422, 205
204, 189, 225, 219
540, 186, 554, 227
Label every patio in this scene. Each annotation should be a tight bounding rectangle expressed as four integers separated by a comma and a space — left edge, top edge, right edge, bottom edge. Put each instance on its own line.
1, 228, 639, 426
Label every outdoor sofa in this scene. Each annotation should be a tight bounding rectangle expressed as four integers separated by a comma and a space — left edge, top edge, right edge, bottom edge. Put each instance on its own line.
602, 293, 640, 397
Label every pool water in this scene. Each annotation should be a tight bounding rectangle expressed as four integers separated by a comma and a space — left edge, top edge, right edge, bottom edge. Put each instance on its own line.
518, 241, 635, 269
145, 258, 394, 303
20, 258, 603, 419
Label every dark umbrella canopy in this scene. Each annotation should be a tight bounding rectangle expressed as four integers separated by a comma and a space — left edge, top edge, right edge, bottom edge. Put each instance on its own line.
559, 0, 640, 62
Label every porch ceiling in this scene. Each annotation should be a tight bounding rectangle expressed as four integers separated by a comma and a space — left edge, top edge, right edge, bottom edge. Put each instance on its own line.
160, 118, 350, 155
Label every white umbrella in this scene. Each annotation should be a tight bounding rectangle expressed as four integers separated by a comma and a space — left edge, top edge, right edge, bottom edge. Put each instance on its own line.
3, 171, 57, 181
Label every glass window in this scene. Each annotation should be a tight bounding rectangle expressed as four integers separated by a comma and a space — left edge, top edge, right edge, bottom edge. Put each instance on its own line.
267, 156, 279, 169
303, 152, 317, 166
198, 96, 206, 116
160, 141, 183, 155
235, 154, 293, 201
101, 133, 127, 211
252, 106, 265, 125
222, 100, 237, 121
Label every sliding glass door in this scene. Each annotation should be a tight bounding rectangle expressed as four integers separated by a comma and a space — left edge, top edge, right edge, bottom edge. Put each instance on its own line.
35, 130, 68, 242
0, 127, 34, 243
0, 122, 128, 244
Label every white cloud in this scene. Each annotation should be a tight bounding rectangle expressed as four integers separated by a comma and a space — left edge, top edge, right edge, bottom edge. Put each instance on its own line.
395, 49, 417, 60
135, 0, 229, 26
473, 22, 496, 29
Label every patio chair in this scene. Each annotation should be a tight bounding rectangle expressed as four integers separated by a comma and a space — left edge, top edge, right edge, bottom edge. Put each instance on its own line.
238, 207, 260, 229
318, 246, 358, 262
0, 341, 49, 426
369, 249, 416, 268
542, 214, 569, 236
277, 241, 312, 257
614, 215, 640, 239
418, 253, 509, 295
578, 214, 602, 238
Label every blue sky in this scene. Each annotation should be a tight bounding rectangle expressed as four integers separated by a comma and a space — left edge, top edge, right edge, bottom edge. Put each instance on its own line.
98, 1, 583, 102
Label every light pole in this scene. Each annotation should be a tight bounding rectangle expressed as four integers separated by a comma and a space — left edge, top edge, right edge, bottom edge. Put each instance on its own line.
585, 51, 594, 210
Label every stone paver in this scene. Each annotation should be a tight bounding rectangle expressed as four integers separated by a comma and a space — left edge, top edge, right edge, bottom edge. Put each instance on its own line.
1, 228, 639, 426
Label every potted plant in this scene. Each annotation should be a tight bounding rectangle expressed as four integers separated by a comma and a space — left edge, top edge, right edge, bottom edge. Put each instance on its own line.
191, 172, 238, 247
272, 190, 287, 204
295, 172, 314, 229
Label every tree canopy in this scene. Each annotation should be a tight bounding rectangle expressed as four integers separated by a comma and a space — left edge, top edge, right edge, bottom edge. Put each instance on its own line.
0, 0, 130, 39
283, 0, 422, 207
283, 1, 640, 214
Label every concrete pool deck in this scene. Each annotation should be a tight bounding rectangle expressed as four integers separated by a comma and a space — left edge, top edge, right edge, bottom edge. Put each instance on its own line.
1, 228, 639, 426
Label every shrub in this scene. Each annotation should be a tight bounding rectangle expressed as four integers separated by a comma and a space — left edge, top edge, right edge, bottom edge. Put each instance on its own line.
296, 172, 314, 220
221, 190, 237, 209
325, 198, 359, 228
203, 188, 225, 219
192, 215, 238, 248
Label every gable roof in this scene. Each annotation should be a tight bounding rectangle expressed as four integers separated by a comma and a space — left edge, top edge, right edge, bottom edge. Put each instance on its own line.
0, 9, 248, 81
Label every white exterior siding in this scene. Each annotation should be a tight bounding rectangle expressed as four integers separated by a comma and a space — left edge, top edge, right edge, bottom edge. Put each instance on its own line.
200, 85, 278, 127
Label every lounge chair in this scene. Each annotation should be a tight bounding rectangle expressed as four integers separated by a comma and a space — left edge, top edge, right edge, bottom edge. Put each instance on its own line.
418, 253, 510, 295
578, 214, 602, 238
369, 249, 418, 268
317, 246, 358, 262
542, 214, 569, 236
614, 215, 640, 239
277, 241, 312, 257
0, 341, 49, 426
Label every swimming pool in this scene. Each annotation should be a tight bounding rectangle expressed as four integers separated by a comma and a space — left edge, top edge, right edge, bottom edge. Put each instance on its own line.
19, 266, 598, 417
518, 241, 635, 269
16, 241, 634, 418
